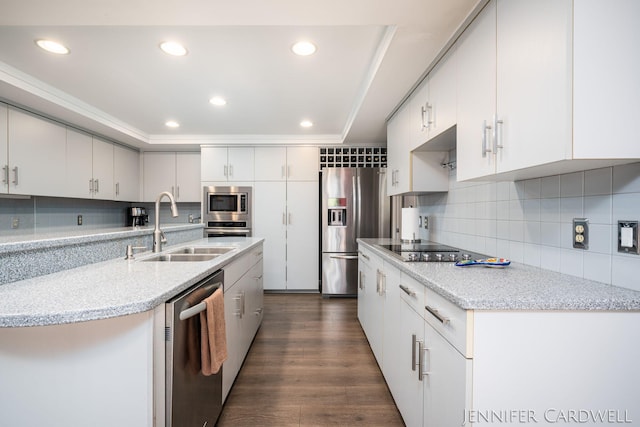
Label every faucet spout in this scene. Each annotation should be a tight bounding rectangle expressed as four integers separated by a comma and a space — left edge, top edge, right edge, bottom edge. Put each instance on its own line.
153, 191, 179, 253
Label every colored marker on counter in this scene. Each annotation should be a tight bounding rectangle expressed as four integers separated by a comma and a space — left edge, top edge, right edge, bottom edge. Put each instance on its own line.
454, 258, 511, 268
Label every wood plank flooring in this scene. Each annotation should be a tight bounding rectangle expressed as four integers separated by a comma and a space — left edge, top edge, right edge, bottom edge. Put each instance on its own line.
217, 293, 404, 426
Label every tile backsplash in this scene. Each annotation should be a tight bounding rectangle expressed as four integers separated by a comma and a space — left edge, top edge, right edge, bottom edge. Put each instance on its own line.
0, 196, 201, 238
415, 156, 640, 292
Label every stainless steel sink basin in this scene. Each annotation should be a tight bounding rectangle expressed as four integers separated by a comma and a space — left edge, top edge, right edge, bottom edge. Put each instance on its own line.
141, 253, 219, 262
169, 246, 236, 255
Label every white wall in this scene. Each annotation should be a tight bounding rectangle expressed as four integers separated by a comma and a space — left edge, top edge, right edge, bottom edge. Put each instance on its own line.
416, 152, 640, 292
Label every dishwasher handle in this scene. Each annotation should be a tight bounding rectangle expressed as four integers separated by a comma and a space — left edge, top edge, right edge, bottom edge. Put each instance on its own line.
178, 280, 223, 321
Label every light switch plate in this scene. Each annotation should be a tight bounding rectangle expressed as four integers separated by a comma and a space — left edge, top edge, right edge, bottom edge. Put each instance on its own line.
618, 221, 639, 255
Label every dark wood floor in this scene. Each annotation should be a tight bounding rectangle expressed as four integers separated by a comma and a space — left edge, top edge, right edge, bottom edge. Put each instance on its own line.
217, 293, 404, 426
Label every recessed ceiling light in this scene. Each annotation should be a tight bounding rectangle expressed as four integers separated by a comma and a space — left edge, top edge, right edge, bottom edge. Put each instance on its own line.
300, 120, 313, 128
209, 97, 227, 106
165, 120, 180, 128
160, 41, 188, 57
35, 39, 70, 55
291, 41, 317, 56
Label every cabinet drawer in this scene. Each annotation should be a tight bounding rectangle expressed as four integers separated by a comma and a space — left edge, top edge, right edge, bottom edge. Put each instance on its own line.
225, 245, 264, 291
398, 274, 425, 318
424, 287, 472, 357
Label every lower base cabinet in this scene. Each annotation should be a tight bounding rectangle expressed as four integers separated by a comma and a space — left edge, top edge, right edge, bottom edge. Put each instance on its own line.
222, 244, 264, 401
358, 247, 640, 427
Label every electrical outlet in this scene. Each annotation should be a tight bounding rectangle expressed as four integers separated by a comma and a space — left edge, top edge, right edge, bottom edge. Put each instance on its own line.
573, 218, 588, 250
618, 221, 639, 255
11, 217, 19, 229
77, 215, 83, 226
424, 216, 429, 230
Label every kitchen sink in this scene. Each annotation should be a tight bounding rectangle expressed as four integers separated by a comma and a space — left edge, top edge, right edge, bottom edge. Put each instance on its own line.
141, 253, 219, 262
169, 246, 236, 255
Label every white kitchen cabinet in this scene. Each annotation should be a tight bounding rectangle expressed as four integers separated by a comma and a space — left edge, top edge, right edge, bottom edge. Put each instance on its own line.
6, 108, 67, 197
387, 81, 449, 196
0, 104, 6, 194
380, 263, 402, 397
143, 152, 200, 202
423, 48, 458, 142
253, 181, 286, 291
254, 146, 319, 182
457, 0, 638, 182
65, 131, 115, 200
113, 144, 140, 201
222, 244, 264, 401
201, 146, 254, 182
285, 181, 319, 291
357, 247, 384, 364
255, 180, 318, 291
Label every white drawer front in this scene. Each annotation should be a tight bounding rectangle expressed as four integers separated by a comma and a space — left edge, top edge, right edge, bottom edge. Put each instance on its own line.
424, 287, 471, 357
398, 274, 426, 318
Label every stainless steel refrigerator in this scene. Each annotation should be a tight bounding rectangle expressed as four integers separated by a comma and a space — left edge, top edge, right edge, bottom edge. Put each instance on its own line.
321, 168, 390, 296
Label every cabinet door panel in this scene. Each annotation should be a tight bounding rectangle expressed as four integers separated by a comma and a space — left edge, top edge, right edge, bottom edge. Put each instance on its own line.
254, 147, 286, 181
227, 147, 254, 181
423, 322, 470, 427
286, 181, 319, 291
496, 0, 572, 173
286, 146, 319, 181
92, 138, 114, 200
456, 0, 497, 181
8, 109, 66, 196
176, 152, 201, 202
396, 299, 424, 427
114, 145, 139, 201
0, 105, 7, 194
65, 128, 93, 198
201, 147, 228, 181
253, 181, 287, 290
427, 48, 457, 140
382, 264, 402, 397
143, 152, 175, 202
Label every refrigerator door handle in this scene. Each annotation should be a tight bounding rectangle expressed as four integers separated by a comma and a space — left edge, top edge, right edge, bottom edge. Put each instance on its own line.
329, 254, 359, 260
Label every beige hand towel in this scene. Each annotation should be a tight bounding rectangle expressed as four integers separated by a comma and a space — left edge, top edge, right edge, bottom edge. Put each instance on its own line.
200, 287, 227, 376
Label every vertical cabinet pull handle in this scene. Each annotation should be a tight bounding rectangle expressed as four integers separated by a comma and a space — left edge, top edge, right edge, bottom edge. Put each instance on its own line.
418, 341, 430, 380
288, 213, 292, 224
482, 120, 493, 158
412, 334, 422, 372
95, 179, 99, 193
425, 102, 434, 128
494, 115, 504, 153
229, 164, 233, 177
2, 165, 8, 185
176, 186, 180, 200
12, 166, 18, 186
224, 165, 228, 177
116, 182, 120, 196
89, 179, 94, 193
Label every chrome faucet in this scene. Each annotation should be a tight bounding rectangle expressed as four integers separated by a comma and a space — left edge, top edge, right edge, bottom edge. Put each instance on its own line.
153, 191, 179, 253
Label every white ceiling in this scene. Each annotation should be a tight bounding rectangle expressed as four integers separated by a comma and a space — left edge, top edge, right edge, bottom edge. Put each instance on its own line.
0, 0, 481, 151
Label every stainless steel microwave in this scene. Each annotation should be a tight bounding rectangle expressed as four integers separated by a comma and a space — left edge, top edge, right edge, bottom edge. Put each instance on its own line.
203, 186, 251, 216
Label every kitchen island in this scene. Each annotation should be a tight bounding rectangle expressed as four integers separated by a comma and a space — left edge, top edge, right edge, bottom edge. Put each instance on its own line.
0, 236, 264, 427
357, 238, 640, 427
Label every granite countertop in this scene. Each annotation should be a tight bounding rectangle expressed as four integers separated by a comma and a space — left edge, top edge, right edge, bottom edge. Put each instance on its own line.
0, 223, 204, 254
358, 238, 640, 311
0, 236, 264, 328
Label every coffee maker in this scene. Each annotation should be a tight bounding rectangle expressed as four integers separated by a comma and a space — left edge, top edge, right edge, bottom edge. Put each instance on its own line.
129, 207, 148, 227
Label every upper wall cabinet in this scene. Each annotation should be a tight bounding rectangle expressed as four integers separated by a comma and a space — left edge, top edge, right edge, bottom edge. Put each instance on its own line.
456, 0, 640, 182
143, 152, 201, 202
64, 130, 114, 200
254, 146, 319, 182
0, 105, 8, 194
387, 86, 450, 196
113, 145, 140, 201
423, 47, 458, 142
201, 146, 254, 182
5, 108, 67, 197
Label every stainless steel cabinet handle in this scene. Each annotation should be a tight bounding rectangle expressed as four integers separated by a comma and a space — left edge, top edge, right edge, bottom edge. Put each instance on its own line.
254, 307, 263, 316
229, 164, 234, 177
399, 284, 416, 297
176, 186, 180, 200
116, 182, 120, 196
95, 179, 99, 193
224, 165, 228, 177
233, 294, 243, 318
418, 341, 430, 380
412, 334, 423, 372
421, 105, 427, 130
494, 115, 504, 153
376, 270, 381, 294
253, 275, 263, 281
2, 165, 8, 185
358, 271, 364, 290
381, 272, 386, 296
425, 102, 434, 129
288, 213, 292, 224
287, 165, 291, 179
425, 305, 450, 325
12, 166, 18, 186
482, 120, 493, 158
358, 251, 370, 261
89, 179, 94, 193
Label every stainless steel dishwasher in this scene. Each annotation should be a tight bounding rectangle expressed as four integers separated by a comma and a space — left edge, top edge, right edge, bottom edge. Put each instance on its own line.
165, 269, 224, 427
